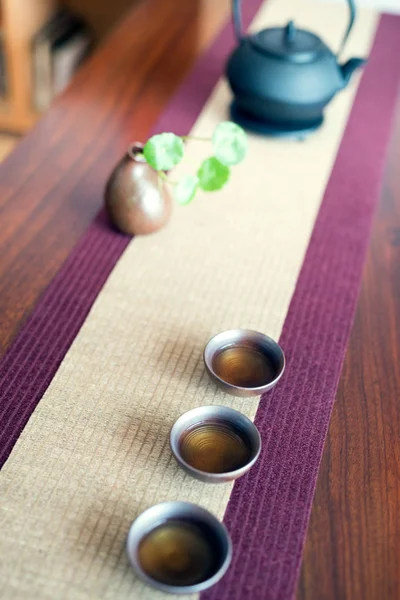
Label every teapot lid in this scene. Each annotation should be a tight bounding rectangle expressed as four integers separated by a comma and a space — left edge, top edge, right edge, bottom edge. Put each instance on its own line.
249, 21, 327, 63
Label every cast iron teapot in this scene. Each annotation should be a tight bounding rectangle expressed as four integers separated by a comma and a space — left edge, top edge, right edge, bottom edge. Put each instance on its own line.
227, 0, 365, 134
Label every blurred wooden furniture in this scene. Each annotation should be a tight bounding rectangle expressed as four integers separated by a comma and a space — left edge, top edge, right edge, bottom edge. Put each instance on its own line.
65, 0, 134, 40
0, 0, 57, 132
0, 0, 399, 598
0, 0, 134, 133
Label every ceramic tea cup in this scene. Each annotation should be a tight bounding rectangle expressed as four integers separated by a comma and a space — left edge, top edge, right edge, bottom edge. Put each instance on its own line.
126, 501, 232, 594
170, 405, 261, 483
203, 329, 285, 397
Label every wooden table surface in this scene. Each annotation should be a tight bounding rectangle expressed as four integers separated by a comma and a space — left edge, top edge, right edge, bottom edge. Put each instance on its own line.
1, 1, 399, 598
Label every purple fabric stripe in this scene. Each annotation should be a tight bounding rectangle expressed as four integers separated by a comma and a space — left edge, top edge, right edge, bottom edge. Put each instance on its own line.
0, 213, 130, 467
0, 0, 263, 468
202, 13, 400, 600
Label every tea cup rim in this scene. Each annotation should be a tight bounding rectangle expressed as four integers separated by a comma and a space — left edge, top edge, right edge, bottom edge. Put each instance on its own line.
203, 328, 285, 397
170, 404, 261, 483
126, 501, 232, 594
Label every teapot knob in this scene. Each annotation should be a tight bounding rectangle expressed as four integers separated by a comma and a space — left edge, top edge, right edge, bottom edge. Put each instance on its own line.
285, 20, 296, 42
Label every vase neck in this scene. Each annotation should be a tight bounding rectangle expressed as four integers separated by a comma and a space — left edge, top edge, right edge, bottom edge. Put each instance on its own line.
127, 143, 146, 162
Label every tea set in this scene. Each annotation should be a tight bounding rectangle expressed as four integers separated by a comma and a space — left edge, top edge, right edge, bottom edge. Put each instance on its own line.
125, 0, 366, 591
126, 328, 285, 594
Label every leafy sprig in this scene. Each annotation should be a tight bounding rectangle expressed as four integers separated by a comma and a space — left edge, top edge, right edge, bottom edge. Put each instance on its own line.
141, 122, 248, 205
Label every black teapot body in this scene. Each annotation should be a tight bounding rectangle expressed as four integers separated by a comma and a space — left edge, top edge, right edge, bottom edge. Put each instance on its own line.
227, 1, 365, 132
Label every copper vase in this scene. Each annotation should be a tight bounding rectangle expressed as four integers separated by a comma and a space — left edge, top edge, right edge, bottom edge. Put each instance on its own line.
104, 143, 172, 236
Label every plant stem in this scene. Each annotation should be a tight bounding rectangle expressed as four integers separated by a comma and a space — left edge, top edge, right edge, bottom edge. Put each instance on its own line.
158, 171, 178, 186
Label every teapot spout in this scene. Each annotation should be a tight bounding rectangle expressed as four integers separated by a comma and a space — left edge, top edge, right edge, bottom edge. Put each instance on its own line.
340, 57, 366, 87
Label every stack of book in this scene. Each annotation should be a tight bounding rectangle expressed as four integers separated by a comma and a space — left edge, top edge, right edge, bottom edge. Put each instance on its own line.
32, 8, 92, 111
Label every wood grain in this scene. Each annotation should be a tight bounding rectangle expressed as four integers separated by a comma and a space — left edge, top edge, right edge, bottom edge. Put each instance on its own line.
0, 0, 230, 356
297, 99, 400, 599
0, 1, 399, 598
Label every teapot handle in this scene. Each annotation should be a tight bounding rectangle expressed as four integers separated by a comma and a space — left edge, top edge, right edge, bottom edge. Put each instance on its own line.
232, 0, 244, 41
232, 0, 357, 53
338, 0, 356, 56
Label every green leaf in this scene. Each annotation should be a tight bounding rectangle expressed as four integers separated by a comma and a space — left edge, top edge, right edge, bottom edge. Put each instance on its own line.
212, 121, 248, 166
174, 175, 199, 205
143, 133, 185, 171
197, 157, 230, 191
